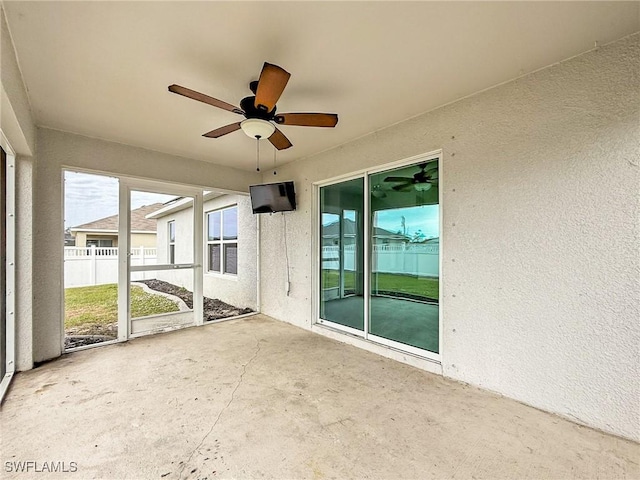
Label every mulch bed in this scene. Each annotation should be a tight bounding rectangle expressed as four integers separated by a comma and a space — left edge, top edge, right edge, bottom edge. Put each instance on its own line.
65, 279, 253, 349
65, 334, 115, 349
138, 279, 253, 321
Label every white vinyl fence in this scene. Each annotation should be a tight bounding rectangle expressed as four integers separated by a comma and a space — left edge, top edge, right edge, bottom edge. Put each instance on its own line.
64, 246, 157, 287
66, 243, 437, 288
322, 243, 439, 278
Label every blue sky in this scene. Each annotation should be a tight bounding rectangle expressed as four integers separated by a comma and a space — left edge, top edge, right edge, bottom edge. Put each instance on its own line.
64, 171, 175, 229
375, 205, 439, 238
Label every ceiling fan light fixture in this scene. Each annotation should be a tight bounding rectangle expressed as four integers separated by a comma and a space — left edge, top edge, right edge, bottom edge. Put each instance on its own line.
415, 183, 433, 192
240, 118, 275, 139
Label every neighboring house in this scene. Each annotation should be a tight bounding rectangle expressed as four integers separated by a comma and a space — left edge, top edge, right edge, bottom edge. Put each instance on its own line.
322, 218, 408, 247
147, 193, 257, 311
70, 203, 163, 248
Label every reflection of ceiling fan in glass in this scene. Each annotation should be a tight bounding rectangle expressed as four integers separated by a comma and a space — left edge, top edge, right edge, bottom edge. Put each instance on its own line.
383, 163, 438, 192
371, 183, 387, 198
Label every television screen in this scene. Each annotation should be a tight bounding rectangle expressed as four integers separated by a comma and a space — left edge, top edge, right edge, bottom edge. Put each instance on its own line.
250, 181, 296, 214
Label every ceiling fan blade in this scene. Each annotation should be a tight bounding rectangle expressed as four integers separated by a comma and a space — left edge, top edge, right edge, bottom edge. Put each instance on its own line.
274, 113, 338, 127
384, 176, 412, 183
169, 85, 244, 115
202, 122, 242, 138
268, 127, 293, 150
392, 184, 415, 192
254, 63, 291, 112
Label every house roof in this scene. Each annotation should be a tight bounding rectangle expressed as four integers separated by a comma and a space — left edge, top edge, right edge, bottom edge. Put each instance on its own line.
4, 2, 637, 171
70, 203, 163, 233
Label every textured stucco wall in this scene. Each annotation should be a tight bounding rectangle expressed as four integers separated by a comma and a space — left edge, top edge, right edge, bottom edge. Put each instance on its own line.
155, 205, 196, 290
15, 156, 33, 371
73, 232, 87, 247
1, 7, 36, 156
32, 128, 260, 364
259, 35, 640, 440
155, 195, 257, 311
129, 233, 156, 249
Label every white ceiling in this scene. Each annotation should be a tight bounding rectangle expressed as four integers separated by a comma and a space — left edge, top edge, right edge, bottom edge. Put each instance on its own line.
4, 1, 639, 171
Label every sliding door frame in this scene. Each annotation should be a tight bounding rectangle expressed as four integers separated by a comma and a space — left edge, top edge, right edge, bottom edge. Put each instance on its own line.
0, 135, 16, 402
119, 178, 204, 339
313, 150, 443, 363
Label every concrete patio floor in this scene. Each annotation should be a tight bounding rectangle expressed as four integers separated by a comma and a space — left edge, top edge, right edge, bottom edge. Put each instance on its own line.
2, 315, 638, 479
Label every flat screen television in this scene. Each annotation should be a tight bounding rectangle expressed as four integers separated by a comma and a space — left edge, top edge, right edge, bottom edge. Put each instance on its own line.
250, 181, 296, 214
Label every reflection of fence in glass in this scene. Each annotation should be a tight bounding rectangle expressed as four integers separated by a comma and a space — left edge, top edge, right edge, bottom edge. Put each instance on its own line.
322, 244, 439, 278
64, 246, 157, 287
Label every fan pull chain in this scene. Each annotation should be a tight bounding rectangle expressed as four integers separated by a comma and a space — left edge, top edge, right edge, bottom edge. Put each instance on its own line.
273, 146, 277, 175
256, 136, 261, 172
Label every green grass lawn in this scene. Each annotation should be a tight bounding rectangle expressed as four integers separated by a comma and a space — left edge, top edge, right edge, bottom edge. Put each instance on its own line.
65, 283, 179, 329
322, 270, 439, 299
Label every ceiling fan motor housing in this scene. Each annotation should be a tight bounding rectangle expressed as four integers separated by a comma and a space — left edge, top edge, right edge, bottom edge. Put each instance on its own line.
240, 96, 275, 120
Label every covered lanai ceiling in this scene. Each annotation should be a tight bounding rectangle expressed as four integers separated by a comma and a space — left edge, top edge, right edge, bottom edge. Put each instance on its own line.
3, 1, 639, 171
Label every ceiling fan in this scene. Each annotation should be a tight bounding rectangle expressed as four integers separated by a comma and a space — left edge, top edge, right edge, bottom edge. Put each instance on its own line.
169, 62, 338, 150
383, 163, 438, 192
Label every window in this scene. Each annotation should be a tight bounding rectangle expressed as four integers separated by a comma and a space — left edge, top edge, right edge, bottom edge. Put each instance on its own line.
86, 239, 113, 248
168, 221, 175, 264
207, 206, 238, 275
86, 238, 114, 255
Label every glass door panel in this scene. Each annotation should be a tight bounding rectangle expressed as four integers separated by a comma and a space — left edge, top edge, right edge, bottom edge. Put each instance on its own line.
319, 178, 365, 331
369, 160, 440, 353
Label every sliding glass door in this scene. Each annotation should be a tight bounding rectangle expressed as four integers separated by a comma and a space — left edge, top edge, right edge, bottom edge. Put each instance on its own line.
318, 155, 440, 358
319, 178, 365, 332
369, 161, 439, 353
